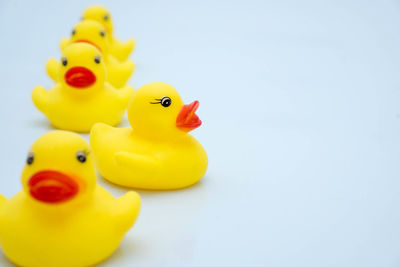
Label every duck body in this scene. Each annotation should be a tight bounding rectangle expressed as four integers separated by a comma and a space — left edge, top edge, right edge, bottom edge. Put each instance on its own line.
91, 124, 208, 189
90, 82, 208, 190
33, 82, 132, 132
34, 43, 133, 132
0, 186, 140, 267
0, 131, 141, 267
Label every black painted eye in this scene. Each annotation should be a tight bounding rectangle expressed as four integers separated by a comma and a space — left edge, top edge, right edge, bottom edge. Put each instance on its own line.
61, 57, 67, 66
71, 29, 76, 36
100, 31, 105, 37
94, 55, 101, 64
104, 15, 109, 21
76, 151, 86, 163
160, 97, 171, 107
26, 152, 34, 165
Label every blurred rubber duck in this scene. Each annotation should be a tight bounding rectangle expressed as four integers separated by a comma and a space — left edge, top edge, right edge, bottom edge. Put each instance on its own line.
90, 82, 208, 190
48, 19, 134, 88
33, 42, 133, 133
0, 131, 141, 267
81, 5, 135, 62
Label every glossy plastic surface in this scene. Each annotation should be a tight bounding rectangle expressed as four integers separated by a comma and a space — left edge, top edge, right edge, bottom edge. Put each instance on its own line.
90, 82, 208, 190
0, 131, 141, 267
33, 43, 134, 133
55, 19, 134, 88
82, 6, 135, 61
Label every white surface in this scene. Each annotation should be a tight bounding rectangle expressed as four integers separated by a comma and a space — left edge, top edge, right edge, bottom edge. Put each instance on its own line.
0, 0, 399, 266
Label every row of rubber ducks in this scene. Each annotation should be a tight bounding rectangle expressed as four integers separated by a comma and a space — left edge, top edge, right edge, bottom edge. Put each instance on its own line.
0, 6, 208, 267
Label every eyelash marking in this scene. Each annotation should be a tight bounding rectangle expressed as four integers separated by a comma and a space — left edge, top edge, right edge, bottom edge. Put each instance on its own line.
150, 99, 162, 104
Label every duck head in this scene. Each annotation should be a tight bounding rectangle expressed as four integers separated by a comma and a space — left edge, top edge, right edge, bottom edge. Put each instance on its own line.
21, 131, 97, 206
128, 82, 202, 139
69, 20, 109, 55
82, 6, 113, 36
59, 43, 106, 90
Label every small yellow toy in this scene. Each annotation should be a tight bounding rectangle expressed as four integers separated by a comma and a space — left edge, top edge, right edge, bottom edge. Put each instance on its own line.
33, 42, 133, 133
81, 5, 135, 62
0, 131, 141, 267
90, 82, 208, 190
48, 19, 134, 88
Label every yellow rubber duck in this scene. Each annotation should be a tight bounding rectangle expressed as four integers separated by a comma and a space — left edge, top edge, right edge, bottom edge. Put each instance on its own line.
90, 82, 208, 190
0, 131, 141, 267
33, 42, 133, 133
48, 19, 134, 88
81, 5, 135, 62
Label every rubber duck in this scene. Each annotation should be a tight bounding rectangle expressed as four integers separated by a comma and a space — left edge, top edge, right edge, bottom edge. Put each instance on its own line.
90, 82, 208, 190
33, 42, 133, 133
49, 19, 134, 88
0, 131, 141, 267
82, 6, 135, 62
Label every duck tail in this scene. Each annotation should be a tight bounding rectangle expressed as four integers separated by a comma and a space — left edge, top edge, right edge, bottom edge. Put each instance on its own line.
113, 38, 134, 61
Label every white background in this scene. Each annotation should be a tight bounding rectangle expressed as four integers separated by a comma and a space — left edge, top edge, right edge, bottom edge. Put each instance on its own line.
0, 0, 399, 266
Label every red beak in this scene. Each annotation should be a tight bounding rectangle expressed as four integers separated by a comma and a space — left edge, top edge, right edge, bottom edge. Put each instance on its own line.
176, 101, 202, 132
64, 66, 96, 88
28, 170, 79, 203
74, 40, 102, 52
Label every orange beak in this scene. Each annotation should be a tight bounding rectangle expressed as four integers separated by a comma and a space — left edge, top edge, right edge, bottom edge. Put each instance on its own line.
64, 66, 96, 88
176, 101, 202, 132
28, 170, 79, 203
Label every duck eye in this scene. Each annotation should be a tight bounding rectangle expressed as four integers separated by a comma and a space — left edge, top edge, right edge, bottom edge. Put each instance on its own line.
61, 57, 67, 66
71, 29, 76, 36
103, 15, 109, 21
94, 56, 101, 64
26, 152, 34, 165
100, 31, 105, 37
160, 97, 172, 107
150, 96, 172, 107
76, 151, 86, 163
